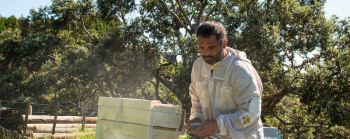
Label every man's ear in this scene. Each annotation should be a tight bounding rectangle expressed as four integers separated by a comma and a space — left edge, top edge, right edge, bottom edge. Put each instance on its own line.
223, 37, 228, 48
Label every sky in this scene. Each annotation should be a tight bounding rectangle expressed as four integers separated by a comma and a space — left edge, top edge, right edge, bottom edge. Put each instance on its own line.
0, 0, 350, 19
0, 0, 52, 18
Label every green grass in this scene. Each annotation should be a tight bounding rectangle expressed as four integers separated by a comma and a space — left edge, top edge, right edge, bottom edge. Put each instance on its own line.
30, 127, 96, 139
74, 133, 95, 139
72, 127, 96, 139
0, 128, 22, 139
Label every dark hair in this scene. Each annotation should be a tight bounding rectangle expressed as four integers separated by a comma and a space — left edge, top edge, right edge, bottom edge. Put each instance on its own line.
196, 21, 227, 44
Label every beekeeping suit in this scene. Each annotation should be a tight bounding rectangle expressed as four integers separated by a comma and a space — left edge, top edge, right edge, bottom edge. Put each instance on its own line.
189, 47, 264, 139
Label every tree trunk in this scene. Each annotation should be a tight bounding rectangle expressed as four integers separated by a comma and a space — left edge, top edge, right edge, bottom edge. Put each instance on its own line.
261, 86, 296, 119
178, 38, 188, 68
156, 73, 184, 105
101, 63, 117, 97
155, 70, 167, 104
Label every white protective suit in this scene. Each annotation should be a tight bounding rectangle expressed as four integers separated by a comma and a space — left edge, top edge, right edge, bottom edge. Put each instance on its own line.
189, 47, 264, 139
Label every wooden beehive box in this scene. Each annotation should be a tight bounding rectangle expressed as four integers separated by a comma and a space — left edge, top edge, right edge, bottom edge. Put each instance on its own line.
95, 97, 182, 139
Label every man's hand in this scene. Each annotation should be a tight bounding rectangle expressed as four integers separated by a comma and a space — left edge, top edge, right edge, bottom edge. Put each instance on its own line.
191, 120, 219, 138
184, 118, 201, 131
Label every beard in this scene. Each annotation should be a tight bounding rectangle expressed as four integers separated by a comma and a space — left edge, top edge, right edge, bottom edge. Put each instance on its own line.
202, 46, 224, 65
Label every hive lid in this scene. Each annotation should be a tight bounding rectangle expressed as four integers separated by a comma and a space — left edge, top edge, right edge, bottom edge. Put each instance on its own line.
98, 97, 182, 114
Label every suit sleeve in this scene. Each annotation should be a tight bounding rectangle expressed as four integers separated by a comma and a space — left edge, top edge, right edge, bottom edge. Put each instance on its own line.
216, 62, 262, 137
189, 63, 203, 121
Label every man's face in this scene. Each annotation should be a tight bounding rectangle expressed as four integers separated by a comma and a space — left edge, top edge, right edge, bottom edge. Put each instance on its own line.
197, 35, 225, 65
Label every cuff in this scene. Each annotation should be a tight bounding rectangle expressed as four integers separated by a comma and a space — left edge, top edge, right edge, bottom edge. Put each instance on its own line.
189, 112, 203, 121
216, 115, 228, 136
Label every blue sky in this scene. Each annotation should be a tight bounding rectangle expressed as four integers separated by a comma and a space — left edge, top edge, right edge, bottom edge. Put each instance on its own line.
0, 0, 52, 18
0, 0, 349, 19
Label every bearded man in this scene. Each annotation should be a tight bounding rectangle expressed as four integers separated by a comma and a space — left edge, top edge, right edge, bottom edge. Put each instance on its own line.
185, 21, 264, 139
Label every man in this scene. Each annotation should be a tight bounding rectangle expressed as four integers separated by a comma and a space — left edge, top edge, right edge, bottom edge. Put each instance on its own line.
185, 21, 264, 138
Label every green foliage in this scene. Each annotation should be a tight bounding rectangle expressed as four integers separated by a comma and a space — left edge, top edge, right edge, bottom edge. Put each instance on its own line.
0, 15, 20, 36
0, 0, 349, 138
97, 0, 136, 21
5, 16, 18, 31
297, 17, 350, 137
138, 0, 349, 137
0, 15, 19, 34
0, 17, 7, 33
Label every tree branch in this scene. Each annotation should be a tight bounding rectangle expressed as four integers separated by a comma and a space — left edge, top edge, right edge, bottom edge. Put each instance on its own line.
81, 87, 97, 104
271, 112, 327, 128
205, 0, 221, 21
97, 80, 109, 97
157, 73, 176, 92
196, 0, 208, 25
118, 2, 128, 29
145, 79, 167, 104
157, 0, 192, 34
81, 17, 94, 42
170, 0, 176, 11
101, 63, 117, 97
175, 0, 192, 30
288, 54, 320, 84
155, 69, 167, 104
262, 86, 297, 118
177, 36, 188, 67
271, 112, 293, 125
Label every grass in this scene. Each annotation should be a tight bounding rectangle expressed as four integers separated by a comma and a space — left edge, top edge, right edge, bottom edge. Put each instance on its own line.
72, 127, 96, 139
73, 133, 95, 139
30, 127, 96, 139
0, 127, 23, 139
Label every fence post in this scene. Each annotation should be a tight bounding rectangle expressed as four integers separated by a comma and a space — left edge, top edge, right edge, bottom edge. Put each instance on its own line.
52, 103, 58, 136
179, 109, 186, 131
52, 86, 58, 136
29, 104, 32, 115
81, 104, 86, 131
22, 101, 30, 137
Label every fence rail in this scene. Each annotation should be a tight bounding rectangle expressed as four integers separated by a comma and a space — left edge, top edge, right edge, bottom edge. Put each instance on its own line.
0, 100, 98, 116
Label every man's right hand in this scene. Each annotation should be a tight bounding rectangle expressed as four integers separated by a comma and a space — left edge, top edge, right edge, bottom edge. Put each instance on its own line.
184, 118, 201, 131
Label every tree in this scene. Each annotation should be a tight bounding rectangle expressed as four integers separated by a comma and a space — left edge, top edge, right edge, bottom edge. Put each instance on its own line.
5, 16, 18, 31
0, 0, 349, 137
1, 0, 160, 110
0, 16, 7, 33
138, 0, 349, 137
0, 33, 62, 100
298, 17, 350, 138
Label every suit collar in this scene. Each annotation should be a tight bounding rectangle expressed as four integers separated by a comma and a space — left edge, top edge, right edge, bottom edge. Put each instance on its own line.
200, 52, 233, 80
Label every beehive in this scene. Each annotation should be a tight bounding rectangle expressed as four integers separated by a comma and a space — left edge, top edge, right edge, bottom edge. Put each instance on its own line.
95, 97, 182, 139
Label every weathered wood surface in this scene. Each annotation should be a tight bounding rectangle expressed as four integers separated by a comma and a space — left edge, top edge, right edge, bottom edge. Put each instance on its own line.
21, 115, 97, 138
35, 127, 94, 133
21, 115, 97, 123
27, 123, 96, 129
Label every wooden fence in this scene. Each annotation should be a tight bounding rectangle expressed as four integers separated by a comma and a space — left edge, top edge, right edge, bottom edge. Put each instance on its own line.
0, 100, 98, 138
